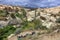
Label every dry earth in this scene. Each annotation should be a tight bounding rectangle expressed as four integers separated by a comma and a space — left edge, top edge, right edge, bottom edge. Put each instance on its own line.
8, 30, 60, 40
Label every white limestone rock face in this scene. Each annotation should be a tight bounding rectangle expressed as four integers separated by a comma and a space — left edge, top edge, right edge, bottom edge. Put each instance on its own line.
26, 7, 60, 29
0, 21, 9, 28
0, 5, 60, 29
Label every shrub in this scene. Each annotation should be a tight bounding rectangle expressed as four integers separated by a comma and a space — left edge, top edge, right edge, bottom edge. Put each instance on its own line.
56, 18, 60, 23
15, 13, 24, 19
21, 19, 44, 31
10, 13, 16, 18
0, 10, 9, 17
0, 25, 16, 40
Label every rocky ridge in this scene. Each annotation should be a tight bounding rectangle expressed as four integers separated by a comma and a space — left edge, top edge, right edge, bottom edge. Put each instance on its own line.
0, 5, 60, 40
0, 5, 60, 29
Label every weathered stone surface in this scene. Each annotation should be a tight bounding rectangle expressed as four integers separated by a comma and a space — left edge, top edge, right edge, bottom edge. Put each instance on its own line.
0, 21, 9, 28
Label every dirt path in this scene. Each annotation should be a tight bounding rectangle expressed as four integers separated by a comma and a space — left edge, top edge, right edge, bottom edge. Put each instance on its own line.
8, 31, 60, 40
38, 33, 60, 40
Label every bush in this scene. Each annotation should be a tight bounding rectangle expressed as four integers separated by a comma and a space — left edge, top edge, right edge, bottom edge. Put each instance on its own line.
33, 19, 42, 29
10, 13, 16, 18
0, 10, 8, 17
56, 18, 60, 23
15, 13, 24, 19
21, 21, 35, 30
15, 8, 27, 21
21, 19, 44, 31
21, 8, 26, 17
14, 28, 22, 35
0, 25, 16, 40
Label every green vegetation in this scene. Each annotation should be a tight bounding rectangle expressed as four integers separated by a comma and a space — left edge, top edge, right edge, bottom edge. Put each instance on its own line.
15, 8, 27, 21
56, 18, 60, 23
15, 13, 24, 19
0, 8, 48, 40
0, 10, 9, 17
10, 13, 16, 18
0, 25, 16, 40
20, 19, 47, 31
